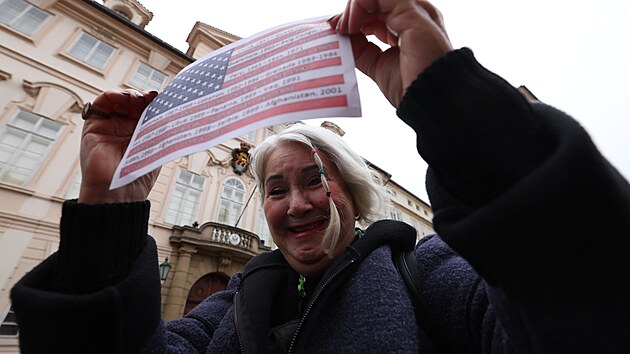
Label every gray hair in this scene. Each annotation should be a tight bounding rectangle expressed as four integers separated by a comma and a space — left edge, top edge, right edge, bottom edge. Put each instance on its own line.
250, 124, 385, 256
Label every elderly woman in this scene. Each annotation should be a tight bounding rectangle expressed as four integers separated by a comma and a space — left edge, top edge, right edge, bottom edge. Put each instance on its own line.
11, 0, 630, 353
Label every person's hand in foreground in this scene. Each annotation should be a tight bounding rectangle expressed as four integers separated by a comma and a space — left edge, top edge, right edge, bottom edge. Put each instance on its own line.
331, 0, 453, 107
79, 89, 160, 205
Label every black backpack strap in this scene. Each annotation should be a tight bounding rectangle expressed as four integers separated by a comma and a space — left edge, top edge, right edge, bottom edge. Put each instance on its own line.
393, 248, 441, 353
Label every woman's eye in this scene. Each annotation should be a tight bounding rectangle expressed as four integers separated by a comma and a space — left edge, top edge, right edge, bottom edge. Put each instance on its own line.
268, 188, 285, 196
308, 177, 322, 186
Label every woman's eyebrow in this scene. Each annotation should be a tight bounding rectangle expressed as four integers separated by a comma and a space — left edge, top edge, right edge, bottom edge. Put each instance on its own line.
264, 164, 320, 185
301, 164, 320, 175
265, 173, 283, 185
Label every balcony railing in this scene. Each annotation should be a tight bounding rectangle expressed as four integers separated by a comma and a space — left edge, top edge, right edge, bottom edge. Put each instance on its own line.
171, 221, 269, 255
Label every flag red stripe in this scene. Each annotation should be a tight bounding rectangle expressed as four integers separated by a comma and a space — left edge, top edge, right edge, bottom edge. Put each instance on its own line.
226, 28, 335, 74
231, 26, 312, 62
232, 19, 328, 51
137, 56, 341, 140
223, 42, 340, 88
129, 75, 345, 156
121, 95, 348, 177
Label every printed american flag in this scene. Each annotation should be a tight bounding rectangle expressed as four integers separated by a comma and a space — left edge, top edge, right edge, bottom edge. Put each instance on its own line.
111, 17, 361, 189
142, 49, 233, 124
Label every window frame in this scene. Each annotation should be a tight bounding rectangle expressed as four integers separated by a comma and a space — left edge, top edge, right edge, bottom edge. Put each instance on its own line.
0, 305, 18, 337
63, 31, 118, 73
217, 177, 246, 226
240, 130, 256, 142
256, 202, 273, 248
0, 109, 63, 186
64, 170, 81, 199
164, 169, 206, 226
0, 0, 52, 37
128, 61, 168, 92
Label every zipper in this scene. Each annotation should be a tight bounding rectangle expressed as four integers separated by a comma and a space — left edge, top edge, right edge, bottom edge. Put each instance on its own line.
233, 291, 246, 353
287, 257, 356, 353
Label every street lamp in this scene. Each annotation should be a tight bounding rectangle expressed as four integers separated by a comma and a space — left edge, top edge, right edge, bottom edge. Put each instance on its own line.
159, 258, 171, 285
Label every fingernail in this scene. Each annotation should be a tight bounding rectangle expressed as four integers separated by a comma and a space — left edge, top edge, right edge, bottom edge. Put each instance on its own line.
336, 13, 344, 32
347, 3, 353, 32
386, 25, 399, 38
149, 90, 158, 95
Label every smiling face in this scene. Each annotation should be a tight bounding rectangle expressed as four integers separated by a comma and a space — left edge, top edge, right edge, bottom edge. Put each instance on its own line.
262, 141, 357, 276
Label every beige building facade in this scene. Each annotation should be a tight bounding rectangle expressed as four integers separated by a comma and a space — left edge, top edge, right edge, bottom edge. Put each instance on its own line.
0, 0, 433, 351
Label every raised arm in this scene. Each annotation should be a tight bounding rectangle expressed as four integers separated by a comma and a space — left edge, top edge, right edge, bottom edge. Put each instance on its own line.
333, 0, 630, 352
11, 90, 167, 353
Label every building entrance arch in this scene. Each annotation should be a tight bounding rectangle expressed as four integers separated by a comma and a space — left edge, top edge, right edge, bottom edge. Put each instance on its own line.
184, 272, 230, 316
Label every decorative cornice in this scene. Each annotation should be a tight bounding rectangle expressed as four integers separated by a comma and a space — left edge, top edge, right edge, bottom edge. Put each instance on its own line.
0, 45, 102, 94
22, 80, 84, 113
0, 70, 12, 81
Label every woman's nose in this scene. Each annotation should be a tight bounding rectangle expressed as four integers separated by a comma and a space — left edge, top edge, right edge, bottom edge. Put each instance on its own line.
287, 190, 312, 217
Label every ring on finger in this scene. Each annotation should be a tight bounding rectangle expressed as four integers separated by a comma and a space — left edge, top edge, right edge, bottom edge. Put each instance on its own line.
81, 102, 128, 120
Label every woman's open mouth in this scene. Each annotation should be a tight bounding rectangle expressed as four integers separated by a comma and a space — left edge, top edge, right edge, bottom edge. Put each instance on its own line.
290, 220, 327, 238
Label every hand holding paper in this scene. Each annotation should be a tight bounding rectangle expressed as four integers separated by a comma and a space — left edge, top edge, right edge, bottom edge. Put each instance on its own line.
79, 90, 160, 204
108, 17, 361, 190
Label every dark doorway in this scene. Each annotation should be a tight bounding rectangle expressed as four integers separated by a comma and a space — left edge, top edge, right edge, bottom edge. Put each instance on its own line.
184, 272, 229, 316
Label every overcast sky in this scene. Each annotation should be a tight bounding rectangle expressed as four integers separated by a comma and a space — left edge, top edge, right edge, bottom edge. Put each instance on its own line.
133, 0, 630, 202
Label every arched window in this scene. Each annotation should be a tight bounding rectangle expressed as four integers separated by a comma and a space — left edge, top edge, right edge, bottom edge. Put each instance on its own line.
112, 7, 132, 20
217, 178, 245, 226
165, 170, 205, 226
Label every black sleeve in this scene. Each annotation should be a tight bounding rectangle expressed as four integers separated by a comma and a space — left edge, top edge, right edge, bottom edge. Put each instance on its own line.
53, 200, 150, 293
398, 47, 630, 289
398, 48, 630, 352
10, 200, 162, 354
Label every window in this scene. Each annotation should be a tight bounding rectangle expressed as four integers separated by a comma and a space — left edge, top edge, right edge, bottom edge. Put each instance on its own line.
240, 130, 255, 142
65, 171, 81, 199
0, 305, 18, 336
129, 62, 167, 91
256, 204, 273, 248
0, 0, 51, 36
218, 178, 245, 226
388, 208, 402, 221
0, 110, 62, 186
165, 170, 205, 225
113, 8, 131, 20
67, 32, 115, 70
410, 219, 419, 235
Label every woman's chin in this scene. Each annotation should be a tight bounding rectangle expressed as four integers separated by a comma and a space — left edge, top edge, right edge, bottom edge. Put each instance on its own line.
287, 249, 331, 275
294, 247, 325, 264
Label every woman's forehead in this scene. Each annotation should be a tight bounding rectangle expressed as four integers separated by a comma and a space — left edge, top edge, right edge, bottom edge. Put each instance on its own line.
263, 142, 337, 179
264, 144, 315, 174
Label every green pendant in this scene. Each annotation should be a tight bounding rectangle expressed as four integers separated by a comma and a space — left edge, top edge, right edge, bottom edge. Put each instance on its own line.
297, 274, 306, 298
